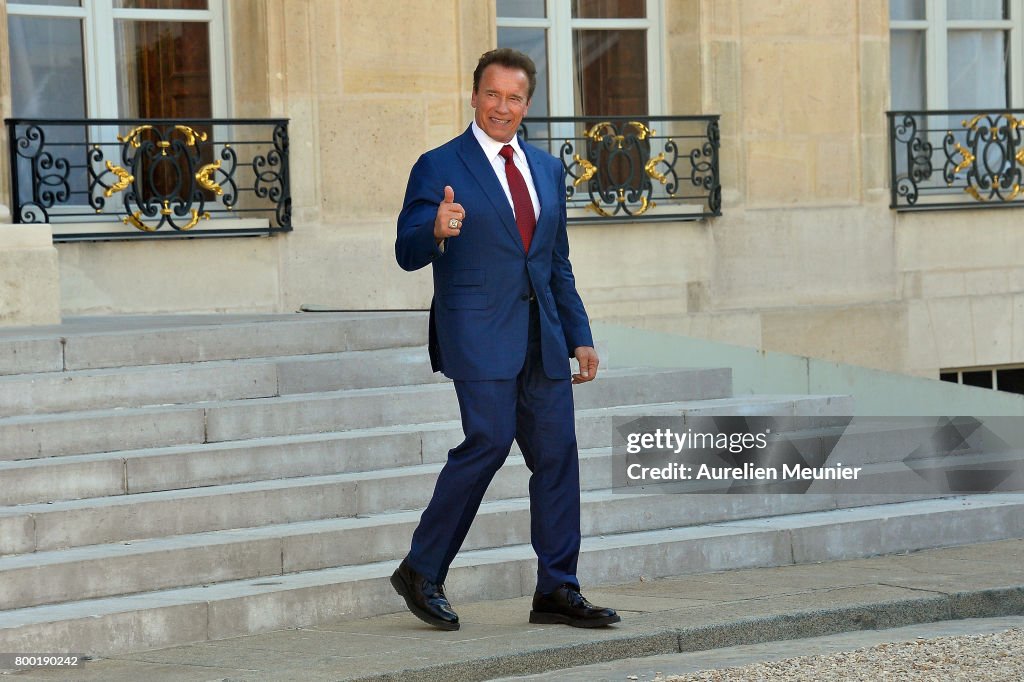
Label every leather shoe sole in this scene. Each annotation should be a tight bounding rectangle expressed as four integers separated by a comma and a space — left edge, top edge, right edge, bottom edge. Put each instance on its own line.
528, 610, 621, 628
390, 571, 460, 631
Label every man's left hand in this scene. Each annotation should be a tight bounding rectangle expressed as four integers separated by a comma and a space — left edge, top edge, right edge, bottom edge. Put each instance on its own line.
572, 346, 599, 384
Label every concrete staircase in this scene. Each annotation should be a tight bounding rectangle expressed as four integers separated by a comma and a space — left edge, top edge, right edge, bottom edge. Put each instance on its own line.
0, 313, 1021, 657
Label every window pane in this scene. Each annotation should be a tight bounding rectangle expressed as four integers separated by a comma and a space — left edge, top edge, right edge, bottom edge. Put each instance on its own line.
10, 0, 80, 6
497, 27, 549, 115
9, 0, 80, 6
890, 0, 925, 20
890, 30, 926, 110
947, 30, 1008, 108
962, 370, 994, 388
8, 15, 88, 215
572, 0, 645, 19
947, 0, 1006, 20
115, 20, 212, 118
996, 368, 1024, 394
113, 0, 208, 8
572, 29, 647, 116
939, 372, 959, 383
496, 0, 545, 18
8, 15, 86, 118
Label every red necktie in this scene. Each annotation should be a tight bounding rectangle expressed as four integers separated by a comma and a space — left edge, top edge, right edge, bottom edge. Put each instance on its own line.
499, 144, 536, 253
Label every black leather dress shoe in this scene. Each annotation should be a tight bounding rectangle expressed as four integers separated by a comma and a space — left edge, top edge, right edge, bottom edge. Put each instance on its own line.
390, 559, 460, 631
529, 584, 621, 628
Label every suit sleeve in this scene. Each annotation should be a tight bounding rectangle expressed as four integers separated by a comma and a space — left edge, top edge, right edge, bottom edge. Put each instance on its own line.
396, 154, 445, 272
548, 166, 594, 354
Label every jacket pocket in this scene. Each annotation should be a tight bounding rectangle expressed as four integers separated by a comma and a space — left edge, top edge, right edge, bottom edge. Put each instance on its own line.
444, 293, 488, 309
451, 269, 485, 286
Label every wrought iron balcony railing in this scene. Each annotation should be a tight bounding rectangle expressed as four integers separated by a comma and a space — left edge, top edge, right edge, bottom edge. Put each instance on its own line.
888, 109, 1024, 211
5, 118, 290, 240
520, 115, 720, 222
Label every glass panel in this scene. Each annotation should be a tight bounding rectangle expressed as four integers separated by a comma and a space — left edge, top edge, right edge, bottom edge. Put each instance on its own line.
947, 30, 1008, 108
113, 0, 208, 8
572, 29, 647, 116
890, 0, 925, 20
9, 0, 80, 6
890, 30, 926, 110
497, 27, 549, 115
962, 370, 994, 389
7, 14, 88, 215
8, 15, 86, 118
496, 0, 545, 18
996, 368, 1024, 394
939, 373, 959, 383
947, 0, 1006, 20
115, 20, 212, 118
572, 0, 645, 19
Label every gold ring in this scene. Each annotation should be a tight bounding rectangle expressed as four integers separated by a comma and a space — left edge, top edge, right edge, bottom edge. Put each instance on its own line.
448, 218, 460, 229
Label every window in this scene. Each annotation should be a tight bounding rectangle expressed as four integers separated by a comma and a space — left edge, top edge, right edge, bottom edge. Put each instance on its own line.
6, 0, 242, 234
889, 0, 1023, 110
941, 365, 1024, 395
496, 0, 664, 117
888, 1, 1024, 208
8, 0, 227, 121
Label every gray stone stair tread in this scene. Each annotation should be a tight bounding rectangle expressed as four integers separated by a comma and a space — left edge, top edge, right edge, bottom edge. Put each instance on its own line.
0, 393, 853, 508
0, 387, 856, 509
8, 312, 431, 373
3, 447, 613, 517
0, 393, 847, 471
0, 312, 425, 341
0, 365, 711, 427
0, 489, 628, 571
0, 346, 449, 417
0, 346, 431, 384
1, 494, 1020, 630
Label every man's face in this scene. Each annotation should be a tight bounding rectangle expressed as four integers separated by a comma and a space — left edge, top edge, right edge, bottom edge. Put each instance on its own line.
471, 64, 531, 144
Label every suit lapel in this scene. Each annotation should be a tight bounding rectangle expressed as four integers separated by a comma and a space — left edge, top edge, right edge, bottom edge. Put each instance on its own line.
456, 128, 523, 251
521, 140, 555, 255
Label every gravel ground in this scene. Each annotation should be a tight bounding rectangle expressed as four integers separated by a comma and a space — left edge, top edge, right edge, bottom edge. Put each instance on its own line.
651, 627, 1024, 682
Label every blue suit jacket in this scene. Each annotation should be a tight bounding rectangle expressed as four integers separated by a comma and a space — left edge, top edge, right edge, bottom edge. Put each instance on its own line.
396, 126, 593, 381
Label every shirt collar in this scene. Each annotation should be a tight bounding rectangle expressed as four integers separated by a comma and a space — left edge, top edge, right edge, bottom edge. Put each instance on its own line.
471, 120, 524, 162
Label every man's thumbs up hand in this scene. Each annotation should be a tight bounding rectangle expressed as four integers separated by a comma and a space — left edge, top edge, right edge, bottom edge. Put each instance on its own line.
435, 185, 466, 242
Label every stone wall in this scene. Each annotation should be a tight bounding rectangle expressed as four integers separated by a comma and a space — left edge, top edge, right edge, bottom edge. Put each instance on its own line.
1, 0, 1021, 381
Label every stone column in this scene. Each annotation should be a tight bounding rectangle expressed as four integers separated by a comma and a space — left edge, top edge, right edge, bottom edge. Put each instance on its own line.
0, 223, 61, 326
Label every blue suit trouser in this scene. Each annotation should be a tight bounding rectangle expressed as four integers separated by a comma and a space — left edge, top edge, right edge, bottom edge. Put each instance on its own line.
406, 301, 582, 594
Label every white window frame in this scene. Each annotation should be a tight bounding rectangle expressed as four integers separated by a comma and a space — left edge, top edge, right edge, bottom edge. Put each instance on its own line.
497, 0, 665, 116
890, 0, 1024, 109
7, 0, 229, 119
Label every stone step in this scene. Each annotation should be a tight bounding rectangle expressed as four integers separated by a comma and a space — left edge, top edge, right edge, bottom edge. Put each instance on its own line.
0, 346, 443, 418
0, 312, 429, 375
0, 489, 837, 611
4, 432, 1008, 560
0, 446, 610, 555
0, 394, 851, 506
1, 494, 1020, 657
0, 367, 731, 461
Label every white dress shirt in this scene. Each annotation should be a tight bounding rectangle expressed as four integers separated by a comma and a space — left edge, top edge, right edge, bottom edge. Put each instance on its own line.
471, 121, 541, 222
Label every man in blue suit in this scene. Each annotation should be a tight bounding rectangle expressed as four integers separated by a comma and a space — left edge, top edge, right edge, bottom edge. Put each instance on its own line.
391, 48, 619, 631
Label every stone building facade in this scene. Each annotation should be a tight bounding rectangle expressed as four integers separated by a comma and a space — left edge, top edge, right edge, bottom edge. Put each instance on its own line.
1, 0, 1022, 389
